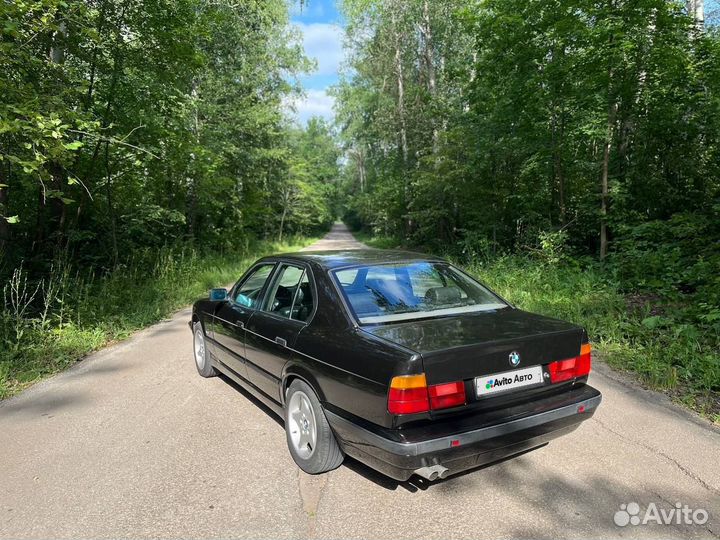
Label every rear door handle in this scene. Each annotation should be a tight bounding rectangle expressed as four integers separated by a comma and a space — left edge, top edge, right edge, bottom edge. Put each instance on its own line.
275, 337, 287, 347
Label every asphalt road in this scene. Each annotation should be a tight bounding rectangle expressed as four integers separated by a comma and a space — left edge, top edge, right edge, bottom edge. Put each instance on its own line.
1, 223, 718, 539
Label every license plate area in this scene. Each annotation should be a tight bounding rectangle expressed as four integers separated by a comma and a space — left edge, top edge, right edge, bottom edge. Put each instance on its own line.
475, 365, 544, 398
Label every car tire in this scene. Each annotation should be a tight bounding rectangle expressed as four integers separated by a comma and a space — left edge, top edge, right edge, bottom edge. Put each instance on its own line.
192, 321, 217, 378
285, 379, 344, 474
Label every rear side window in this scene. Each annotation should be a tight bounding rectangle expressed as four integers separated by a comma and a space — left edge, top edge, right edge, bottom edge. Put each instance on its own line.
263, 265, 314, 322
333, 262, 506, 324
292, 271, 314, 322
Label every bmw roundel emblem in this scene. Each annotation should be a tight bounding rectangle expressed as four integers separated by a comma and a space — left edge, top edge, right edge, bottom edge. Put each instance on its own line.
509, 351, 521, 367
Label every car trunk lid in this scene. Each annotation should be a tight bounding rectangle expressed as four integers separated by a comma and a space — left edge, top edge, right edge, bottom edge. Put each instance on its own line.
364, 308, 584, 385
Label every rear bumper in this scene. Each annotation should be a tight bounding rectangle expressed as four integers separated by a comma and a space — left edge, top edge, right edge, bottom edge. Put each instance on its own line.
326, 384, 601, 481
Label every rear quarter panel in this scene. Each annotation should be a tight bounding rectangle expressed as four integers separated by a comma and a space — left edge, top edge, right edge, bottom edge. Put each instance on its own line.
283, 263, 421, 429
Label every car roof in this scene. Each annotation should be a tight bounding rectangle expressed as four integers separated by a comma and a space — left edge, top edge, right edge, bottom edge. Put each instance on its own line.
261, 249, 444, 270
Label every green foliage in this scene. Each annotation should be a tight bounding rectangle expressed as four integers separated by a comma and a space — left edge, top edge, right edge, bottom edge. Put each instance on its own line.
464, 256, 720, 417
274, 118, 340, 240
0, 0, 332, 266
535, 229, 571, 266
611, 209, 720, 299
336, 0, 720, 416
0, 236, 317, 398
349, 228, 402, 249
336, 0, 720, 261
0, 0, 339, 397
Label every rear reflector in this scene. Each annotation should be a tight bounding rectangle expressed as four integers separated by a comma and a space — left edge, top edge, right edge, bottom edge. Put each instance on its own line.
548, 343, 592, 383
388, 374, 466, 414
428, 381, 466, 410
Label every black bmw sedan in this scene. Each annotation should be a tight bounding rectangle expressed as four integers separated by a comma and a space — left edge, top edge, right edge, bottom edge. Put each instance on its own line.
190, 250, 601, 482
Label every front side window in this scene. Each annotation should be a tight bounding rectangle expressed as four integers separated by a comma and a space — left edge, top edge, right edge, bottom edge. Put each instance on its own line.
263, 265, 314, 322
332, 262, 507, 324
234, 264, 274, 308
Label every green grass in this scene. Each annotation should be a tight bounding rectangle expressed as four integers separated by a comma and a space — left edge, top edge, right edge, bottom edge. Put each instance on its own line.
0, 236, 317, 399
347, 229, 719, 421
352, 230, 403, 250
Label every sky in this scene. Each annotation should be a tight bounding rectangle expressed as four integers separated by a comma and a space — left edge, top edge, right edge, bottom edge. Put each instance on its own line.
284, 0, 720, 125
287, 0, 344, 125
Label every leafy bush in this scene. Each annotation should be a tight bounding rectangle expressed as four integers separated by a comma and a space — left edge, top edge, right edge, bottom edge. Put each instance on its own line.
0, 236, 316, 398
611, 209, 720, 300
462, 255, 719, 416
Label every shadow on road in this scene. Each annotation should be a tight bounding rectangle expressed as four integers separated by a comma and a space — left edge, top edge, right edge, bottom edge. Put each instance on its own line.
218, 372, 548, 491
0, 391, 92, 418
215, 346, 720, 539
217, 373, 284, 429
342, 444, 718, 538
0, 360, 133, 418
218, 369, 554, 494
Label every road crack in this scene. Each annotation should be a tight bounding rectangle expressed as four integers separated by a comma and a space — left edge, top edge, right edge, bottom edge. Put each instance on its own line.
592, 416, 720, 496
297, 469, 328, 538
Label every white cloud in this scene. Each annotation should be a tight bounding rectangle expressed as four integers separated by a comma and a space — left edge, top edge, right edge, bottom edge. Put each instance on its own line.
294, 22, 343, 76
286, 89, 336, 124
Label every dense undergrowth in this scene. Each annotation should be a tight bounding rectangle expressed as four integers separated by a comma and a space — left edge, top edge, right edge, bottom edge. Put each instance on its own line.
358, 232, 720, 423
0, 236, 316, 399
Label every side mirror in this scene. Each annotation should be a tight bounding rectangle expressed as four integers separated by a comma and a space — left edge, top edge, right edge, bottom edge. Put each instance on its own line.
209, 288, 228, 301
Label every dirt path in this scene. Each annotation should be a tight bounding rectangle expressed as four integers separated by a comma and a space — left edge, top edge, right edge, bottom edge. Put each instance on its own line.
301, 222, 368, 250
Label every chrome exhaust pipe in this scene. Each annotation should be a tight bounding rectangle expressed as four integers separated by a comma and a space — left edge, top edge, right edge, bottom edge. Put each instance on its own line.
413, 464, 449, 481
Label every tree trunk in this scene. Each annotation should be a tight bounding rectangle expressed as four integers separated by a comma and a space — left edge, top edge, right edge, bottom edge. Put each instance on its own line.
104, 142, 119, 266
600, 101, 617, 260
390, 2, 410, 234
421, 0, 438, 153
550, 97, 566, 226
186, 179, 198, 239
48, 161, 67, 249
390, 5, 408, 165
79, 4, 126, 188
687, 0, 705, 29
48, 19, 69, 250
278, 199, 288, 243
32, 183, 46, 253
352, 146, 366, 193
50, 21, 67, 64
395, 44, 408, 164
84, 0, 110, 111
186, 82, 201, 239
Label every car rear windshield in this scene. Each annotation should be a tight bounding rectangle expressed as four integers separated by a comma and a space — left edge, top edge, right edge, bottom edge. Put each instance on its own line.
332, 261, 508, 324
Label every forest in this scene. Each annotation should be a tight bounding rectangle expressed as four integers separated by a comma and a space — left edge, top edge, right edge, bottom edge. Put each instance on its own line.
0, 0, 339, 397
336, 0, 719, 417
1, 0, 718, 418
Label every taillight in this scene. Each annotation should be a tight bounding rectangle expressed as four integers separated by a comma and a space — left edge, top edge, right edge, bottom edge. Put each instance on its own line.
388, 374, 429, 414
576, 342, 592, 375
388, 374, 466, 414
548, 343, 592, 383
428, 381, 466, 409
